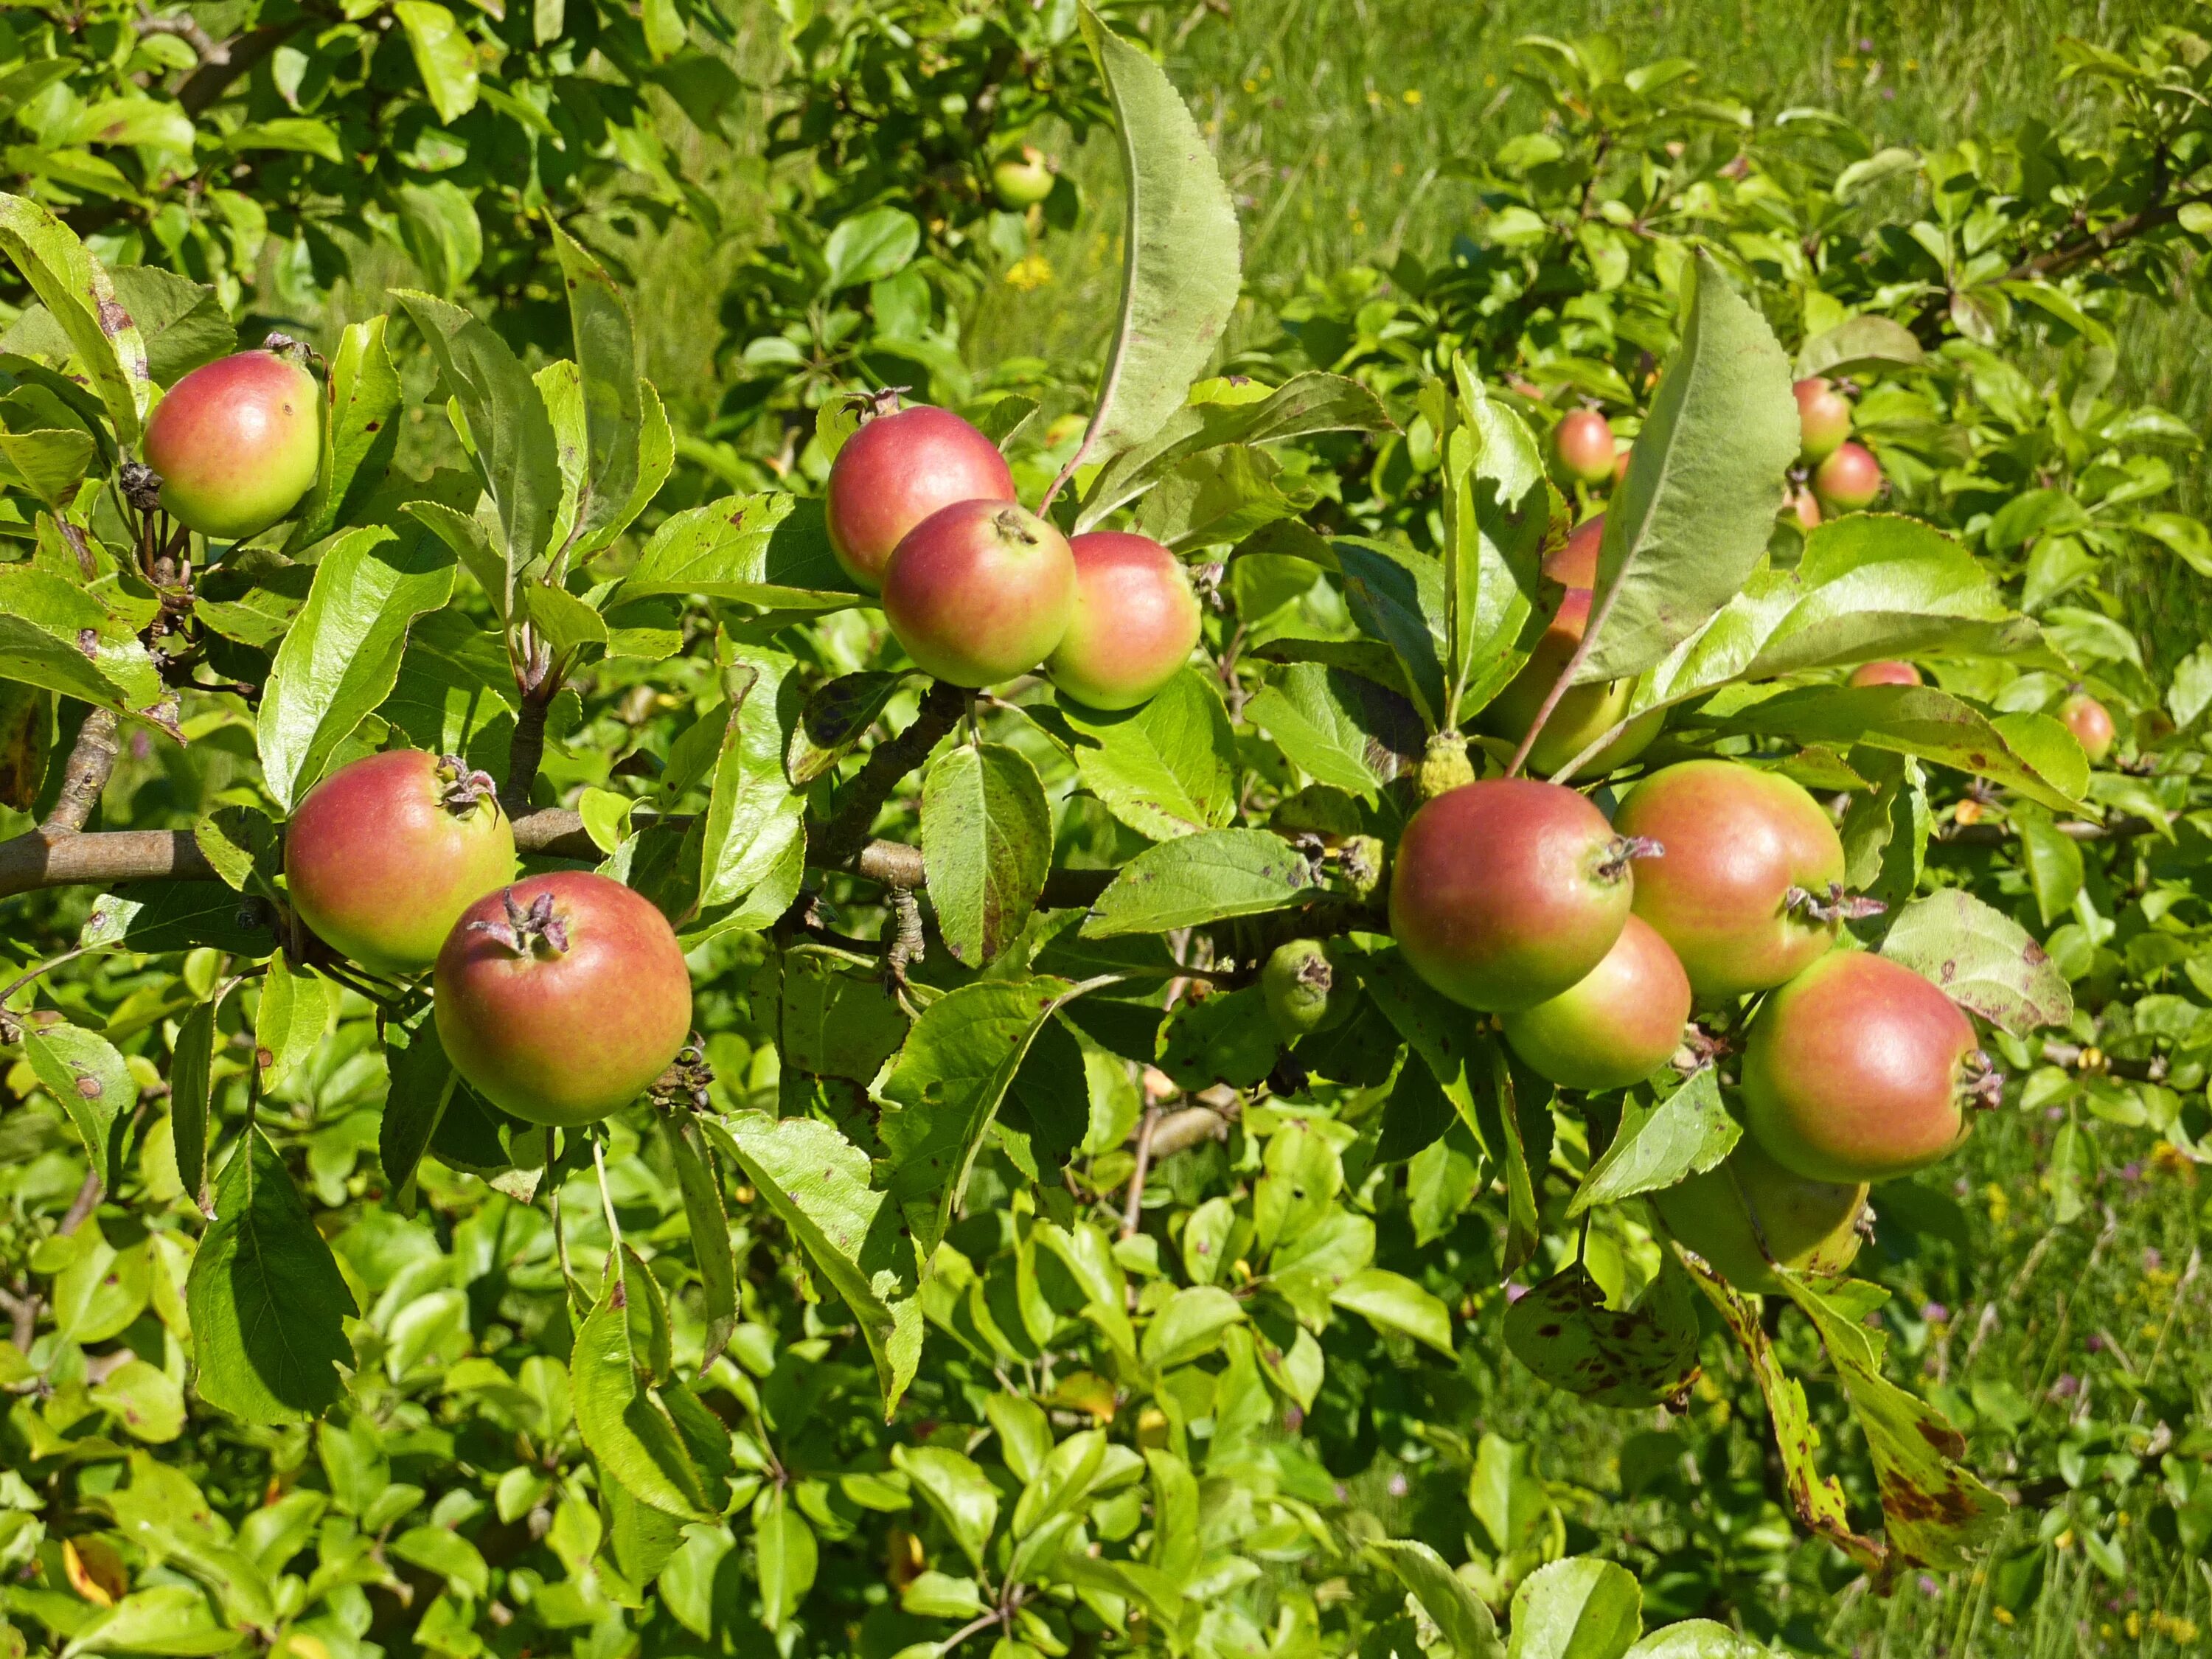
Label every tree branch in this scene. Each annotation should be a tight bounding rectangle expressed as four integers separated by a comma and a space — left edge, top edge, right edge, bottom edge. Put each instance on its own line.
808, 681, 967, 872
42, 709, 122, 834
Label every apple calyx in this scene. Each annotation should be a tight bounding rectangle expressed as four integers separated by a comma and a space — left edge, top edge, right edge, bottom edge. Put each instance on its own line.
651, 1044, 716, 1112
436, 754, 501, 815
467, 886, 571, 957
1783, 882, 1888, 923
1598, 835, 1663, 883
1961, 1048, 2006, 1112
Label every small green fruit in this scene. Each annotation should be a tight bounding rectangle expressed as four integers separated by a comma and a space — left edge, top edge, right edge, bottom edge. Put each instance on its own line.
1262, 940, 1348, 1043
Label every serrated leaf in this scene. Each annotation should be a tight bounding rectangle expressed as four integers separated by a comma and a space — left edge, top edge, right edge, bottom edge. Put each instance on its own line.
392, 288, 559, 592
24, 1021, 135, 1190
922, 743, 1053, 966
254, 952, 333, 1093
703, 1111, 920, 1411
1711, 684, 2087, 813
169, 995, 220, 1208
1577, 252, 1798, 684
185, 1130, 357, 1424
1506, 1557, 1644, 1659
787, 670, 908, 785
546, 221, 643, 560
1371, 1539, 1504, 1659
1245, 662, 1422, 802
572, 1285, 714, 1520
698, 651, 806, 911
0, 191, 153, 445
615, 493, 857, 609
1880, 889, 2073, 1034
285, 316, 401, 554
0, 428, 95, 509
1796, 315, 1925, 379
1330, 1268, 1453, 1356
877, 978, 1082, 1256
1441, 366, 1551, 725
662, 1115, 736, 1365
254, 524, 457, 812
392, 1, 479, 122
1337, 537, 1450, 728
1065, 7, 1241, 466
0, 562, 175, 729
892, 1445, 999, 1572
1566, 1070, 1739, 1216
1063, 667, 1237, 841
1081, 828, 1314, 936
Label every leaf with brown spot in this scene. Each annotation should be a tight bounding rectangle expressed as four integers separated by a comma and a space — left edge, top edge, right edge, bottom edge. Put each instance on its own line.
1503, 1262, 1702, 1407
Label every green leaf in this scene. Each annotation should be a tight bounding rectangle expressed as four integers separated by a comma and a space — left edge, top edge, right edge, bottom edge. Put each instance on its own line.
1506, 1557, 1644, 1659
0, 428, 95, 509
285, 316, 401, 554
546, 222, 645, 558
754, 1498, 818, 1633
1330, 1268, 1453, 1356
392, 289, 560, 592
823, 208, 921, 293
24, 1021, 134, 1190
661, 1115, 736, 1365
698, 652, 806, 911
1796, 315, 1925, 379
1503, 1265, 1703, 1408
571, 1285, 714, 1520
902, 1571, 984, 1618
1337, 538, 1449, 729
1441, 366, 1551, 726
1711, 685, 2087, 813
57, 1585, 235, 1659
878, 977, 1082, 1256
254, 952, 333, 1093
1078, 372, 1394, 530
1880, 889, 2073, 1035
88, 1358, 187, 1444
1782, 1277, 2008, 1567
108, 267, 234, 383
0, 191, 153, 445
1062, 667, 1238, 841
1245, 663, 1422, 802
614, 493, 858, 610
922, 743, 1054, 967
1155, 986, 1277, 1091
378, 1012, 458, 1211
1371, 1539, 1505, 1659
703, 1111, 920, 1411
1067, 7, 1241, 465
169, 995, 218, 1208
185, 1130, 357, 1424
254, 524, 458, 812
2016, 809, 2085, 927
1141, 1284, 1245, 1369
0, 562, 174, 729
393, 1, 480, 122
1578, 252, 1798, 684
891, 1445, 999, 1572
1566, 1070, 1739, 1216
1082, 828, 1315, 937
518, 580, 608, 658
787, 670, 909, 786
1624, 1622, 1767, 1658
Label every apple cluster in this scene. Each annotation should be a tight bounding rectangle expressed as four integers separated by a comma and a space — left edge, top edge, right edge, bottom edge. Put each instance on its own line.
284, 751, 692, 1129
1389, 759, 1997, 1293
824, 403, 1205, 708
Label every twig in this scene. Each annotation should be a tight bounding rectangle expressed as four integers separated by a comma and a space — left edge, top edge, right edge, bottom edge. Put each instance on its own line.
810, 681, 967, 872
1121, 1107, 1161, 1239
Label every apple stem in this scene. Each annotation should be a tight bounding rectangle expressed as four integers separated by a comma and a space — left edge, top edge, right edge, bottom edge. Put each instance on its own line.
1784, 883, 1888, 923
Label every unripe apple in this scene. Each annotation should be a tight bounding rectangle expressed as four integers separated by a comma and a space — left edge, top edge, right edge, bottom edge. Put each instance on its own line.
1812, 441, 1882, 513
1612, 759, 1848, 1002
1792, 376, 1853, 462
2058, 692, 2115, 764
1650, 1138, 1867, 1292
1554, 408, 1616, 485
1500, 914, 1691, 1091
1389, 778, 1641, 1012
881, 501, 1077, 686
1480, 585, 1664, 779
1848, 660, 1922, 689
1787, 487, 1822, 530
143, 349, 321, 540
992, 145, 1056, 209
1046, 532, 1202, 710
824, 405, 1016, 592
435, 872, 692, 1127
1740, 950, 1986, 1184
1262, 939, 1352, 1043
285, 749, 515, 976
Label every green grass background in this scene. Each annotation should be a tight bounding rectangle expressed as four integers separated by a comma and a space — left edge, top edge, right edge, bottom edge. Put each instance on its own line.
601, 4, 2212, 1651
